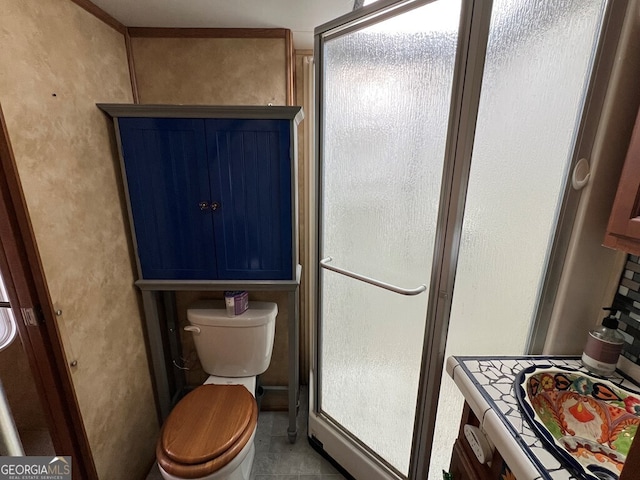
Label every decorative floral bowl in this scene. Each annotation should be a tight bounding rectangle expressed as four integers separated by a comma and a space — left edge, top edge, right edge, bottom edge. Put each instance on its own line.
515, 365, 640, 480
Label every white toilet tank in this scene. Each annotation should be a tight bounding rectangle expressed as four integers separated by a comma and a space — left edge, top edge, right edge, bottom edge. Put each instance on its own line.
186, 301, 277, 377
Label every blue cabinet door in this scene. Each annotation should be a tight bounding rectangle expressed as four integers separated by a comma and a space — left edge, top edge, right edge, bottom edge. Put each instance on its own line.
118, 118, 217, 279
118, 117, 294, 281
206, 119, 293, 280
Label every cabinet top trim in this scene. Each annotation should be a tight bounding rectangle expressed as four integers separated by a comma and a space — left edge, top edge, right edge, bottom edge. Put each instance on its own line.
97, 104, 303, 123
135, 265, 302, 291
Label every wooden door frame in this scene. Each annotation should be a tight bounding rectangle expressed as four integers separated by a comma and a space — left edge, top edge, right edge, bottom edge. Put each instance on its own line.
0, 104, 97, 479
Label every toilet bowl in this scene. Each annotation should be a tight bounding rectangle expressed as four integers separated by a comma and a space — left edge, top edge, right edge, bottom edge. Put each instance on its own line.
156, 301, 278, 480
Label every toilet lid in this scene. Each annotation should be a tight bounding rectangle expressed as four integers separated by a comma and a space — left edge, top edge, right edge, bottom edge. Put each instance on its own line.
160, 384, 256, 465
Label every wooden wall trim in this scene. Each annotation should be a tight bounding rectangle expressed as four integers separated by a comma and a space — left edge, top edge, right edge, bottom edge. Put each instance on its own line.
285, 30, 294, 106
68, 0, 126, 34
124, 29, 140, 104
0, 106, 98, 479
128, 27, 289, 38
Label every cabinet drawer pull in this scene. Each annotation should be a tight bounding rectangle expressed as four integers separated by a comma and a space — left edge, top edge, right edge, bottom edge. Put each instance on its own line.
198, 201, 210, 211
211, 202, 220, 211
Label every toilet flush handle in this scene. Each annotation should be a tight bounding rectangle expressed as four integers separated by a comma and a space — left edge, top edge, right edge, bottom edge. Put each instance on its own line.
184, 326, 201, 335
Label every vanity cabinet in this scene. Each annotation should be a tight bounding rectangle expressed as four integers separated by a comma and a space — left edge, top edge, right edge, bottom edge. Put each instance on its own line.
620, 431, 640, 480
604, 104, 640, 255
448, 403, 515, 480
100, 105, 302, 281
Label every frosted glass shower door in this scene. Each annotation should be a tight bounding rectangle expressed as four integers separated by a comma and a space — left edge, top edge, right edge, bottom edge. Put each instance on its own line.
315, 0, 462, 477
428, 0, 616, 477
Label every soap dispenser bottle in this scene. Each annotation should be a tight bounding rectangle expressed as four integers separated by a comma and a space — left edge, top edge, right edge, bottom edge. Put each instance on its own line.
581, 307, 625, 376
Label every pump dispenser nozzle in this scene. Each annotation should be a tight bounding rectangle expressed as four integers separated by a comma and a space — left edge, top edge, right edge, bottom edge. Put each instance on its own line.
602, 307, 620, 329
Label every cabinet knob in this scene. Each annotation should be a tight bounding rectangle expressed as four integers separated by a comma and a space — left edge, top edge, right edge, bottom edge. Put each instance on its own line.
198, 201, 221, 211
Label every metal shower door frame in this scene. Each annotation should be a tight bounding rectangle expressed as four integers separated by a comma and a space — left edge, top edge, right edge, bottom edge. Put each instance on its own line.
312, 0, 493, 478
312, 0, 628, 478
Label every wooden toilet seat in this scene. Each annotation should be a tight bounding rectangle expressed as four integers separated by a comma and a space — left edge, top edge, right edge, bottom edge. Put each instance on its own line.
156, 384, 258, 479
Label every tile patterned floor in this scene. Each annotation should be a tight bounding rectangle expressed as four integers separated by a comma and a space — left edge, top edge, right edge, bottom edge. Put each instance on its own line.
146, 388, 347, 480
251, 407, 346, 480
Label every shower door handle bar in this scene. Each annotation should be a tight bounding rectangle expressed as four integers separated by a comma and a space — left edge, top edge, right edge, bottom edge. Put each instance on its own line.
320, 257, 427, 296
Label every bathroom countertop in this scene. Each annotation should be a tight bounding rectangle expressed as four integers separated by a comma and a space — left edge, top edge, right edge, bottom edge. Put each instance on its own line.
446, 356, 640, 480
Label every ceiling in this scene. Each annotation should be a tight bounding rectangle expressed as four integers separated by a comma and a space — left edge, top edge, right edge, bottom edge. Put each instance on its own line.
90, 0, 356, 50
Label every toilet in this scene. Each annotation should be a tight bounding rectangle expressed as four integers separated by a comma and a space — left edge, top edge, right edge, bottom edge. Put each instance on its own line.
156, 301, 278, 480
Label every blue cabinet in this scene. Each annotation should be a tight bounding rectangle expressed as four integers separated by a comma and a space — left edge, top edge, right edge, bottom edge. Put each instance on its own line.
100, 105, 302, 281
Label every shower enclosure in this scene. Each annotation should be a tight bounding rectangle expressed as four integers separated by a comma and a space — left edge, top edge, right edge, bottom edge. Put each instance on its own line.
311, 0, 627, 478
